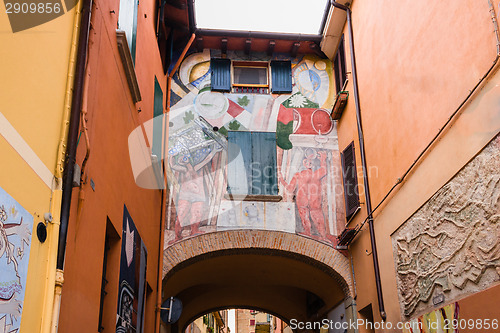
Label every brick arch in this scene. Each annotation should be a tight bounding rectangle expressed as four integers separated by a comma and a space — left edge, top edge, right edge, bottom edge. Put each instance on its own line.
163, 229, 353, 297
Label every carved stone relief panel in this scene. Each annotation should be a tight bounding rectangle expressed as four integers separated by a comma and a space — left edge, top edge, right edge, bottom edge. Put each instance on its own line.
392, 133, 500, 318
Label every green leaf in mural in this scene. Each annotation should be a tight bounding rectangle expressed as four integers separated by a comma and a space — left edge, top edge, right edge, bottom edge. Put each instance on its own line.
228, 120, 241, 131
183, 110, 195, 124
218, 126, 228, 137
237, 96, 250, 107
276, 120, 294, 150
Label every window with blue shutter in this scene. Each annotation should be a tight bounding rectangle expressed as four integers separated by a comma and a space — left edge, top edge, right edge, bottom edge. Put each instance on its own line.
211, 58, 231, 92
227, 131, 278, 196
118, 0, 139, 64
271, 60, 292, 94
152, 77, 163, 169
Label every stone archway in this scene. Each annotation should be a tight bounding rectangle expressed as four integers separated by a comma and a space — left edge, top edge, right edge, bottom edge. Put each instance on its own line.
162, 230, 354, 331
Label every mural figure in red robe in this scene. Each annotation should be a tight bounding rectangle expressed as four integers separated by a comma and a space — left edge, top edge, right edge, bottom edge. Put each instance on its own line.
279, 150, 327, 238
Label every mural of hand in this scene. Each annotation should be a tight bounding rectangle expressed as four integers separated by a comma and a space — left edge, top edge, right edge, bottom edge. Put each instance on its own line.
17, 218, 31, 247
0, 295, 22, 321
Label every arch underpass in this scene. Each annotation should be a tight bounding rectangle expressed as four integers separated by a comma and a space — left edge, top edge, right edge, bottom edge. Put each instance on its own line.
162, 230, 354, 332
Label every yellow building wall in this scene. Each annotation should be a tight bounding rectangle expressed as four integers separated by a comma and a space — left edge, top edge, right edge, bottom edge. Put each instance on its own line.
0, 4, 80, 332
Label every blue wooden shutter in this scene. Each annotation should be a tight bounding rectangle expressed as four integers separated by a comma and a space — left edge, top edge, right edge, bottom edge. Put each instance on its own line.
251, 132, 278, 195
228, 131, 278, 196
227, 131, 252, 195
271, 60, 292, 94
211, 58, 231, 92
153, 77, 163, 166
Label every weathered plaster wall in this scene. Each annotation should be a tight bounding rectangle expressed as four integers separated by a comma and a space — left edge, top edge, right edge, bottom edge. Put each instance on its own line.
57, 0, 165, 330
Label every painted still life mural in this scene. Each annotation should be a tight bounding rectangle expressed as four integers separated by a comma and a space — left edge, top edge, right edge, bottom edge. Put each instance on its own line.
116, 206, 147, 333
158, 50, 346, 248
0, 187, 32, 333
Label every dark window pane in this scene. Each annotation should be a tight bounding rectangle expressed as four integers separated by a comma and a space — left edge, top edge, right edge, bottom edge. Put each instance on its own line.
334, 35, 347, 93
341, 141, 359, 220
234, 67, 268, 85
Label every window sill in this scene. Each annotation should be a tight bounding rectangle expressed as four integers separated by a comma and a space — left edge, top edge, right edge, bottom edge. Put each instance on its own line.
116, 30, 141, 103
345, 206, 361, 226
224, 193, 283, 202
232, 86, 269, 94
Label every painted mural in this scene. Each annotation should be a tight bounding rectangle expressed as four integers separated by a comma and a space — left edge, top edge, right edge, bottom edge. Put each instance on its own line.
0, 187, 32, 333
116, 206, 147, 333
402, 302, 459, 333
392, 133, 500, 318
159, 49, 345, 247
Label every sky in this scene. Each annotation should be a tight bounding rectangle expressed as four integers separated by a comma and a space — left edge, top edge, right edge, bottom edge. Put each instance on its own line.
195, 0, 329, 34
228, 309, 235, 333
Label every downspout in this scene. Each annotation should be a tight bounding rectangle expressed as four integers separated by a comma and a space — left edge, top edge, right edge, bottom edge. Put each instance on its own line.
43, 0, 85, 331
330, 1, 387, 321
155, 33, 195, 333
57, 0, 92, 272
187, 0, 196, 35
51, 0, 93, 330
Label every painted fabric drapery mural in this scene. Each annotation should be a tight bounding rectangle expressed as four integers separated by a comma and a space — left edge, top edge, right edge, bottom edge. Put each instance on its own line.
402, 302, 459, 333
0, 187, 32, 333
128, 50, 346, 248
116, 206, 147, 333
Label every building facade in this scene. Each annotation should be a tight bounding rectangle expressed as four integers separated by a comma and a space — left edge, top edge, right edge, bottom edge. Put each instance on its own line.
0, 3, 83, 331
320, 0, 500, 331
1, 0, 500, 332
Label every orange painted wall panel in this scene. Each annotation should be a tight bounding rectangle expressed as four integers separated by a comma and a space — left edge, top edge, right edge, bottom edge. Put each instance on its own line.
57, 0, 166, 330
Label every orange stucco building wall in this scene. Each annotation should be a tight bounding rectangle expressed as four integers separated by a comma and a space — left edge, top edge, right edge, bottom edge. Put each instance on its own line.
331, 0, 500, 328
57, 0, 167, 330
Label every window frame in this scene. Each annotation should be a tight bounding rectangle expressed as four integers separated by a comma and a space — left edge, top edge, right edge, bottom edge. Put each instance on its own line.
117, 0, 139, 64
232, 61, 270, 93
341, 141, 360, 222
210, 59, 292, 95
333, 34, 347, 94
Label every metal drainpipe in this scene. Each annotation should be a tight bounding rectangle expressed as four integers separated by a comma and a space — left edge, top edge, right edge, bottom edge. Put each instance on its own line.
330, 1, 387, 321
57, 0, 93, 271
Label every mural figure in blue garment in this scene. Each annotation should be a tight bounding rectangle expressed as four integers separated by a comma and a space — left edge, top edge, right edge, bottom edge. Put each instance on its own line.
0, 187, 33, 332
